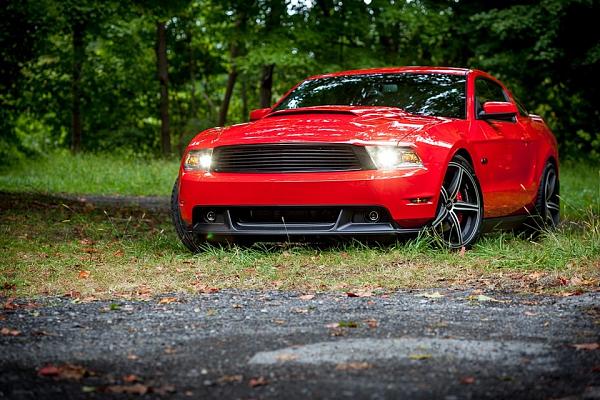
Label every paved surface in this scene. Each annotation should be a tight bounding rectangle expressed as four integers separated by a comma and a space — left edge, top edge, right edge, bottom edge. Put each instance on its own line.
1, 290, 599, 399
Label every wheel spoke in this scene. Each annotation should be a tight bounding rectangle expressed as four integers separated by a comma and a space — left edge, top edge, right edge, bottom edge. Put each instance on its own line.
431, 208, 448, 228
547, 201, 559, 212
448, 211, 463, 246
545, 172, 556, 201
453, 201, 480, 213
447, 166, 463, 200
440, 186, 449, 203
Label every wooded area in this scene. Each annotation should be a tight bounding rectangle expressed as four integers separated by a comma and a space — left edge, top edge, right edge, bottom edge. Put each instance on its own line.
1, 0, 599, 163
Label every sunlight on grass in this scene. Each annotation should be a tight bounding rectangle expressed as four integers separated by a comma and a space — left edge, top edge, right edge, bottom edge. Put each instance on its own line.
0, 151, 180, 196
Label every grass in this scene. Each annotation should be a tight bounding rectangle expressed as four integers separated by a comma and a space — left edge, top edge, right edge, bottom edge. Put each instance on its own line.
0, 151, 180, 196
0, 153, 598, 298
0, 193, 597, 298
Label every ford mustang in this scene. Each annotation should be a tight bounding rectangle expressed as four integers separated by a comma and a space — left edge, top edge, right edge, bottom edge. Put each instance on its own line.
171, 67, 559, 251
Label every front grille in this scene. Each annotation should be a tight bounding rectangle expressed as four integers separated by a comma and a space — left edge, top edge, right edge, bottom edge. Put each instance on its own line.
232, 207, 340, 225
212, 143, 370, 173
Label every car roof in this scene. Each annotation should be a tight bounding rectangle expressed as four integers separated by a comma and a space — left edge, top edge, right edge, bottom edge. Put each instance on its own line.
306, 66, 472, 81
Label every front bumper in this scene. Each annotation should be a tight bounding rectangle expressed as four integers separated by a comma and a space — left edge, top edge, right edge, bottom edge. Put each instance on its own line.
190, 206, 422, 237
178, 167, 442, 235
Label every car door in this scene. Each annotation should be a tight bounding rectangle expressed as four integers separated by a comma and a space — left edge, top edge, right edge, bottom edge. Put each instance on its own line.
470, 77, 533, 217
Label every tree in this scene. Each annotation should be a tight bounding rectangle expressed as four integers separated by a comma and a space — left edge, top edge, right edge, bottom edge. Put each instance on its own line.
156, 20, 171, 155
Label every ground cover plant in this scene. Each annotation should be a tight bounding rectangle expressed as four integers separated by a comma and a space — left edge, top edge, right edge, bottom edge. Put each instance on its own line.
0, 153, 598, 299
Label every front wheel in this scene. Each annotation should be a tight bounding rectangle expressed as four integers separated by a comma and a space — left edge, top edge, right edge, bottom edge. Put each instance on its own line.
531, 161, 560, 231
171, 179, 205, 253
430, 155, 483, 249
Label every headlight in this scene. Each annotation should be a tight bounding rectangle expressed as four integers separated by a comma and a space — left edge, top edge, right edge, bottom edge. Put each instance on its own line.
184, 149, 213, 171
365, 146, 422, 170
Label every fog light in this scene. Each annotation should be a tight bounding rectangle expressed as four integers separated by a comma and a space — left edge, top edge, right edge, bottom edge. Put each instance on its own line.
205, 210, 217, 222
367, 210, 380, 222
410, 197, 430, 204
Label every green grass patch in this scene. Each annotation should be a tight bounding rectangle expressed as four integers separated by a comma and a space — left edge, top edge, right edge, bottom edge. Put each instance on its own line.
0, 151, 179, 196
0, 193, 597, 298
0, 154, 598, 298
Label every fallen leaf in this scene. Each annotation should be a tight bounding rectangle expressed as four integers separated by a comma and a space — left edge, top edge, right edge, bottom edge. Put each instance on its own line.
459, 246, 466, 256
217, 374, 243, 385
557, 276, 569, 286
78, 270, 90, 279
346, 289, 373, 298
416, 292, 444, 299
365, 319, 379, 329
63, 290, 81, 299
158, 297, 178, 305
408, 354, 432, 360
31, 330, 50, 337
38, 363, 90, 381
152, 385, 176, 395
276, 353, 298, 362
338, 320, 359, 328
122, 374, 139, 383
1, 327, 21, 336
113, 249, 124, 257
559, 290, 584, 297
299, 294, 315, 300
325, 322, 340, 329
164, 346, 176, 354
3, 297, 16, 310
467, 294, 506, 303
292, 308, 309, 314
460, 376, 476, 384
104, 384, 148, 395
272, 319, 286, 325
127, 354, 139, 360
572, 343, 599, 351
38, 365, 60, 377
248, 376, 268, 388
335, 362, 371, 371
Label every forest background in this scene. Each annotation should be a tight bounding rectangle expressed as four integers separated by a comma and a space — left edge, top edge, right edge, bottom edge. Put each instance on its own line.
1, 0, 599, 163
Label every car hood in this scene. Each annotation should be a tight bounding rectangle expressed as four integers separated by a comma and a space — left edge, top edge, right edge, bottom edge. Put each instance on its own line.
189, 106, 452, 148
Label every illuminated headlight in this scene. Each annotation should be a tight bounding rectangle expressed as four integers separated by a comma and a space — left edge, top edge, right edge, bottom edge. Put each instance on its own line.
365, 146, 422, 170
184, 149, 213, 171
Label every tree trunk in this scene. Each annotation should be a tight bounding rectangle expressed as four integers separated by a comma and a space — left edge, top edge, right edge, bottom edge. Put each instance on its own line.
71, 21, 85, 153
241, 75, 248, 121
218, 41, 239, 126
156, 21, 171, 156
259, 64, 275, 108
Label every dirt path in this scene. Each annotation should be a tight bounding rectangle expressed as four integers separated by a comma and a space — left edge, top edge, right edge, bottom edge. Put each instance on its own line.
1, 291, 599, 399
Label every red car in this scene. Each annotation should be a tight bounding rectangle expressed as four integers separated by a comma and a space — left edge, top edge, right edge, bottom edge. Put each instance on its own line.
172, 67, 559, 251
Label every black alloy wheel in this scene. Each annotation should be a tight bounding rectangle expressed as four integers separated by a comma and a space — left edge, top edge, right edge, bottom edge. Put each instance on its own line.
431, 154, 483, 249
534, 162, 560, 229
171, 179, 204, 253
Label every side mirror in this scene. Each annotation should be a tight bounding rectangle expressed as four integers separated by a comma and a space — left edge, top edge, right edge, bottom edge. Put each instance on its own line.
249, 108, 271, 121
479, 101, 518, 121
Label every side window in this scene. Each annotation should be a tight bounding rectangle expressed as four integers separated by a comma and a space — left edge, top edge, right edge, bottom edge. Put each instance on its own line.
475, 78, 508, 116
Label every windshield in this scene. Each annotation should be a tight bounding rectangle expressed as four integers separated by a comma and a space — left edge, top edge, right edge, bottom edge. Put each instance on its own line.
275, 73, 467, 119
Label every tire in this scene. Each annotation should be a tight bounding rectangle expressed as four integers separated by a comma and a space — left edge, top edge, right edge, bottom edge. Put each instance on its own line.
529, 161, 560, 232
171, 178, 204, 253
430, 154, 484, 249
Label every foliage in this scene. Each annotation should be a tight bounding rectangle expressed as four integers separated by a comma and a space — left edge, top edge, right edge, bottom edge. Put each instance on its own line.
1, 0, 598, 160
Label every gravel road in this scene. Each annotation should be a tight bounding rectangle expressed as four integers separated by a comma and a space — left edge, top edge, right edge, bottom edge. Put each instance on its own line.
1, 290, 599, 399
